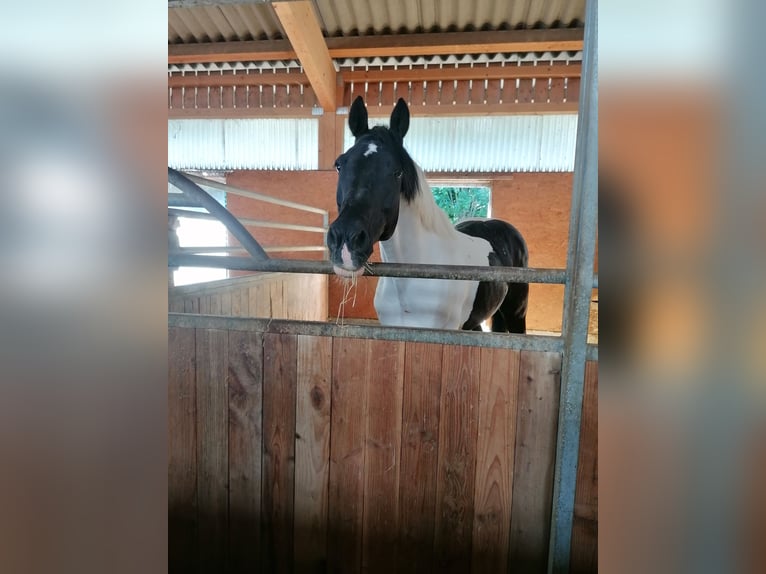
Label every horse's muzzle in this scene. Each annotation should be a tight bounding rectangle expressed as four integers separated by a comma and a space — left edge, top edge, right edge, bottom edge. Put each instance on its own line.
326, 223, 372, 277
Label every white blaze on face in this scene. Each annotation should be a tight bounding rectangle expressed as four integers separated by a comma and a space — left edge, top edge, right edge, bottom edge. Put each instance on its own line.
341, 243, 353, 267
363, 142, 378, 157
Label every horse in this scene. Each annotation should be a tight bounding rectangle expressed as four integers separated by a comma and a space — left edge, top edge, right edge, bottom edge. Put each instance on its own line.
326, 96, 529, 333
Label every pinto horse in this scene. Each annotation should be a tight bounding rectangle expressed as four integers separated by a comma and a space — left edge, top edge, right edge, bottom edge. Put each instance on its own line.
327, 96, 529, 332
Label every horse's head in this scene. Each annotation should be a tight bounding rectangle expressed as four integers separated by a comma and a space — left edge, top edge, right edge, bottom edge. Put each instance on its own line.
327, 96, 418, 277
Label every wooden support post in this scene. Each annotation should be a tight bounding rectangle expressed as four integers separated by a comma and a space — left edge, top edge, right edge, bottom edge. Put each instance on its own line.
273, 1, 336, 112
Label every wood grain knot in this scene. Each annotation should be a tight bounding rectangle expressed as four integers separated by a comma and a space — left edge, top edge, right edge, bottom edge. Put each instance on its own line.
310, 385, 325, 409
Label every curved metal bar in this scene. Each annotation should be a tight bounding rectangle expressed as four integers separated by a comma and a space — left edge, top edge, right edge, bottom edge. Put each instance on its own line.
168, 168, 269, 261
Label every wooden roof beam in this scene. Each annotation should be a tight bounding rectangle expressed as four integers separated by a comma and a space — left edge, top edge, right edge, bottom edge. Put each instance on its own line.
168, 29, 584, 65
272, 1, 336, 111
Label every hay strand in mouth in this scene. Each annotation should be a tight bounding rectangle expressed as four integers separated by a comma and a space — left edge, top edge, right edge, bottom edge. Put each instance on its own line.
335, 272, 359, 326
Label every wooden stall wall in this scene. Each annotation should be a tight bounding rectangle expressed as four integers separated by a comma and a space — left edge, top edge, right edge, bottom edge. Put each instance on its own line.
168, 320, 598, 573
169, 273, 328, 322
225, 170, 574, 333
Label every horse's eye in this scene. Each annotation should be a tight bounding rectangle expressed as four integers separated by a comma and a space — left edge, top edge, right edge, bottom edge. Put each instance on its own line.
394, 170, 403, 179
334, 161, 341, 173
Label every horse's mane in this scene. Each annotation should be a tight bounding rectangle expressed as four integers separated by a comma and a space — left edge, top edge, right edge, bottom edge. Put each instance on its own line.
409, 163, 457, 236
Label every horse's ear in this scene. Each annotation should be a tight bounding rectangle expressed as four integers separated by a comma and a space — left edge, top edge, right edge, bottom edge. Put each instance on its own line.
348, 96, 369, 138
389, 98, 410, 140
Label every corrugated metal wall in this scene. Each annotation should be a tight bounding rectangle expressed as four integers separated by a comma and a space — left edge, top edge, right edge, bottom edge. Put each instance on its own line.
343, 114, 578, 172
168, 118, 319, 170
168, 114, 576, 172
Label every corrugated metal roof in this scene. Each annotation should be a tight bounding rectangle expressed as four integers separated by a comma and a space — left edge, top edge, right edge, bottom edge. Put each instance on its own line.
168, 118, 319, 170
343, 114, 578, 172
169, 0, 584, 44
314, 0, 584, 36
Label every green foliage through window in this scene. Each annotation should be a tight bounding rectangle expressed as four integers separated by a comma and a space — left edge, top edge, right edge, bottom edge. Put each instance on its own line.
431, 186, 490, 224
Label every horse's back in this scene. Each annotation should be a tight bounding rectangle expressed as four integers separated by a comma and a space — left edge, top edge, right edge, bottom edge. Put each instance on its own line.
455, 218, 529, 333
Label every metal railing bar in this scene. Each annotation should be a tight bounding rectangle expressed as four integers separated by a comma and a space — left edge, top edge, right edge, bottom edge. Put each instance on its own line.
169, 313, 573, 354
168, 168, 269, 261
173, 246, 327, 254
184, 172, 329, 216
167, 254, 569, 284
168, 208, 327, 234
168, 194, 203, 208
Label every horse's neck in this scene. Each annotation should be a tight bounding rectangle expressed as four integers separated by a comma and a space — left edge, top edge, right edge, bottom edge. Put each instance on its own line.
379, 165, 459, 264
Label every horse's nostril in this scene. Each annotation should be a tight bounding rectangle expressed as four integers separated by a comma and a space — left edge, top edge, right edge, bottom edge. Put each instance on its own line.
351, 229, 368, 250
327, 227, 339, 249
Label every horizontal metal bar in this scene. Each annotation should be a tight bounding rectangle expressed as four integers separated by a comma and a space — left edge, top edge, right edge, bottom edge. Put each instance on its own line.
168, 254, 568, 284
168, 194, 203, 208
184, 173, 329, 216
167, 313, 599, 360
174, 246, 327, 254
168, 208, 327, 233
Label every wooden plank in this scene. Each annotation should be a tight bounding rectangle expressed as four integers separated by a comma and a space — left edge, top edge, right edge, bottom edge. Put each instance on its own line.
470, 348, 520, 573
324, 29, 584, 59
195, 328, 229, 571
169, 296, 184, 313
169, 39, 297, 64
341, 63, 582, 83
169, 327, 198, 572
570, 361, 598, 574
380, 81, 395, 106
432, 345, 481, 573
327, 337, 369, 573
485, 77, 501, 105
222, 85, 235, 109
170, 85, 183, 109
209, 85, 222, 109
361, 102, 579, 117
398, 342, 443, 573
549, 78, 566, 105
366, 80, 381, 107
168, 29, 583, 65
262, 333, 298, 573
210, 293, 222, 315
362, 340, 405, 573
534, 77, 550, 103
230, 289, 242, 317
168, 71, 309, 88
517, 78, 534, 104
439, 79, 456, 106
454, 79, 471, 105
566, 77, 581, 103
274, 84, 289, 107
508, 351, 562, 573
270, 279, 285, 319
394, 80, 410, 103
227, 330, 264, 574
273, 1, 337, 110
294, 335, 333, 573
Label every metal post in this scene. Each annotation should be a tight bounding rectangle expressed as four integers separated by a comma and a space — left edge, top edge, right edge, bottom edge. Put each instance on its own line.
548, 0, 598, 572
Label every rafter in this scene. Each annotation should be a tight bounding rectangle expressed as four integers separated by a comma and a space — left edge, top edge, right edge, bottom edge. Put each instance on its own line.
168, 29, 584, 65
272, 1, 336, 111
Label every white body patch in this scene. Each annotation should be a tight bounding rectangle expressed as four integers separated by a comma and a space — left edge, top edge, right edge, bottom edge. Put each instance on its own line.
363, 142, 378, 157
374, 166, 493, 330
